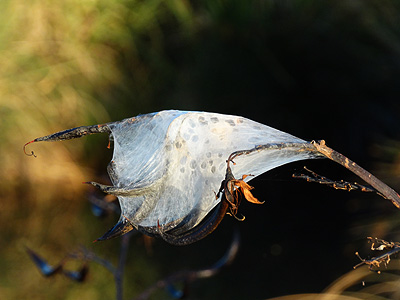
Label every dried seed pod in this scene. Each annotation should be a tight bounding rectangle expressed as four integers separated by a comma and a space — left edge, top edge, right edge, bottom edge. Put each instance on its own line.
27, 110, 400, 245
100, 111, 322, 239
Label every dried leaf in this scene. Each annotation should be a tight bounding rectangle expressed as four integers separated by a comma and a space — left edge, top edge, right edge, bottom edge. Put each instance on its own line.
233, 180, 264, 204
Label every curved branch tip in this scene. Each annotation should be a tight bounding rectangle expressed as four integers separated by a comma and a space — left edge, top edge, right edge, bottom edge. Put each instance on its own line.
23, 140, 37, 158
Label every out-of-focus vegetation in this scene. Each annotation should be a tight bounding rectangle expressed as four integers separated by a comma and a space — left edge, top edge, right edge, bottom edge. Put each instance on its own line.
1, 0, 400, 299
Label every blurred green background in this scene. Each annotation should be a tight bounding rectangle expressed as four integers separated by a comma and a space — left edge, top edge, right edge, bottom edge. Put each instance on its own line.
1, 0, 400, 299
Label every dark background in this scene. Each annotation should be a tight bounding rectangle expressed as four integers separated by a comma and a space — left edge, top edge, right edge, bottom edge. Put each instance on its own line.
2, 0, 400, 299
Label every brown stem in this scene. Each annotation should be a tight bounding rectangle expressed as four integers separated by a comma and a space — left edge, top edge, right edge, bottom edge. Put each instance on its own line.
23, 123, 111, 157
311, 140, 400, 209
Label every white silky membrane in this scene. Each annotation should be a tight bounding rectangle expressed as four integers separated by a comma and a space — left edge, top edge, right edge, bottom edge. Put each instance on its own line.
107, 110, 321, 231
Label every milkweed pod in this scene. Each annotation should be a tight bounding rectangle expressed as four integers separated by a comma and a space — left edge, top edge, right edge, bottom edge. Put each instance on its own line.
25, 110, 324, 242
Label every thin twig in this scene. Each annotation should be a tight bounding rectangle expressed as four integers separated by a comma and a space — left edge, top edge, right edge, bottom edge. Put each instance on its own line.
69, 247, 117, 274
354, 239, 400, 272
354, 250, 396, 271
68, 233, 132, 300
311, 140, 400, 209
228, 140, 400, 209
293, 166, 379, 194
133, 230, 240, 300
115, 233, 131, 300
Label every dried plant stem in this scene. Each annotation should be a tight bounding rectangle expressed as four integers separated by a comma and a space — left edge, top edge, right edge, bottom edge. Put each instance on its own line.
115, 234, 131, 300
229, 140, 400, 209
133, 230, 240, 300
293, 166, 378, 193
69, 233, 132, 300
353, 237, 400, 271
310, 140, 400, 209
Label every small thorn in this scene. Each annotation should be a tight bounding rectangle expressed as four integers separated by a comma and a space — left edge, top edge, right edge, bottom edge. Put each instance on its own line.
23, 140, 37, 157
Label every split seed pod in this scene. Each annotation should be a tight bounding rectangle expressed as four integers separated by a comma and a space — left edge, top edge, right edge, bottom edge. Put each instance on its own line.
25, 110, 400, 245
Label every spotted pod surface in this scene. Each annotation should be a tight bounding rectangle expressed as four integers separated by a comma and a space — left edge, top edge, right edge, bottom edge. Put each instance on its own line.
102, 110, 322, 237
